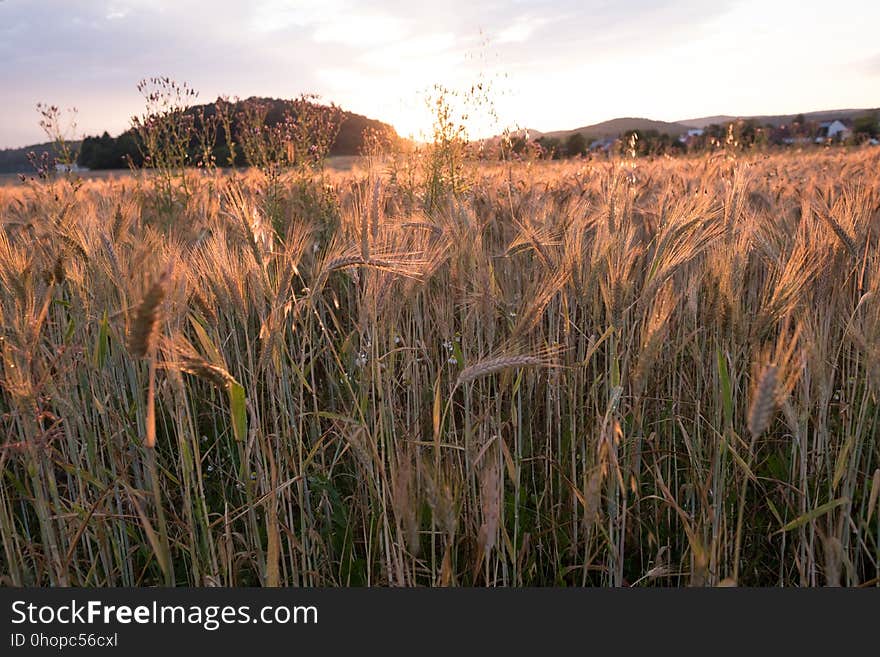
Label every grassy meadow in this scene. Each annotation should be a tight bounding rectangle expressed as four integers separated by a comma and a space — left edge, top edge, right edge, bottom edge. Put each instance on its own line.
1, 146, 879, 587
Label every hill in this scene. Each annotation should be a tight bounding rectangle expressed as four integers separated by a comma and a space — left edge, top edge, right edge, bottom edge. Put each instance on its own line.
542, 117, 689, 141
77, 97, 401, 170
678, 108, 879, 129
3, 98, 399, 173
537, 108, 879, 143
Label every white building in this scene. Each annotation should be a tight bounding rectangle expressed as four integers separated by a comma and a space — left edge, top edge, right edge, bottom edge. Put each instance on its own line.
678, 128, 704, 143
55, 162, 86, 173
819, 120, 851, 141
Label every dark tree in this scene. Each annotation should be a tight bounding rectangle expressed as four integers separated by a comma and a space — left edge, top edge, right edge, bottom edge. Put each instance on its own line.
535, 136, 561, 159
564, 132, 588, 157
853, 112, 878, 138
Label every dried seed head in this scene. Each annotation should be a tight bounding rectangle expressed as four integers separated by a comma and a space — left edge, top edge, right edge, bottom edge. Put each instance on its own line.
456, 354, 547, 386
177, 355, 235, 390
748, 364, 778, 438
129, 271, 169, 359
478, 449, 501, 556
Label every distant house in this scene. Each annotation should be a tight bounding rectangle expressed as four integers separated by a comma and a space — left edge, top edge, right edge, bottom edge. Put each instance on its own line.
817, 120, 851, 141
55, 162, 86, 173
589, 137, 617, 152
678, 128, 704, 144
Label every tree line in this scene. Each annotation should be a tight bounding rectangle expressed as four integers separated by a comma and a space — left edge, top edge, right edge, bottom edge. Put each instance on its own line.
505, 112, 879, 160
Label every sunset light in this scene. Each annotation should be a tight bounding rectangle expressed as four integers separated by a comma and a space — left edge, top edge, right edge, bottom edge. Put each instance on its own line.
2, 0, 878, 146
2, 0, 880, 615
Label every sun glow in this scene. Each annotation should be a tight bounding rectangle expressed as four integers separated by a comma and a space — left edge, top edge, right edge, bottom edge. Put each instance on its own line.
353, 83, 513, 144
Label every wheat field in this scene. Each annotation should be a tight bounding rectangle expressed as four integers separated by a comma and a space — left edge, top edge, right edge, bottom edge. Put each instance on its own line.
1, 147, 879, 587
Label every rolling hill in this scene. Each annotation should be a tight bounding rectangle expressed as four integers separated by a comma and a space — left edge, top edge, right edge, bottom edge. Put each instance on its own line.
536, 108, 878, 143
541, 117, 690, 141
1, 98, 399, 173
678, 108, 879, 129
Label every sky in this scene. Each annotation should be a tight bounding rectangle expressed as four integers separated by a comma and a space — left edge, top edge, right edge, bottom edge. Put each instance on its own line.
1, 0, 879, 148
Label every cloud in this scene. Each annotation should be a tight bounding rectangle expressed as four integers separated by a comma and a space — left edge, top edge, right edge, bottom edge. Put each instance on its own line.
313, 14, 410, 47
494, 11, 567, 44
0, 0, 877, 148
0, 0, 334, 145
249, 0, 343, 33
